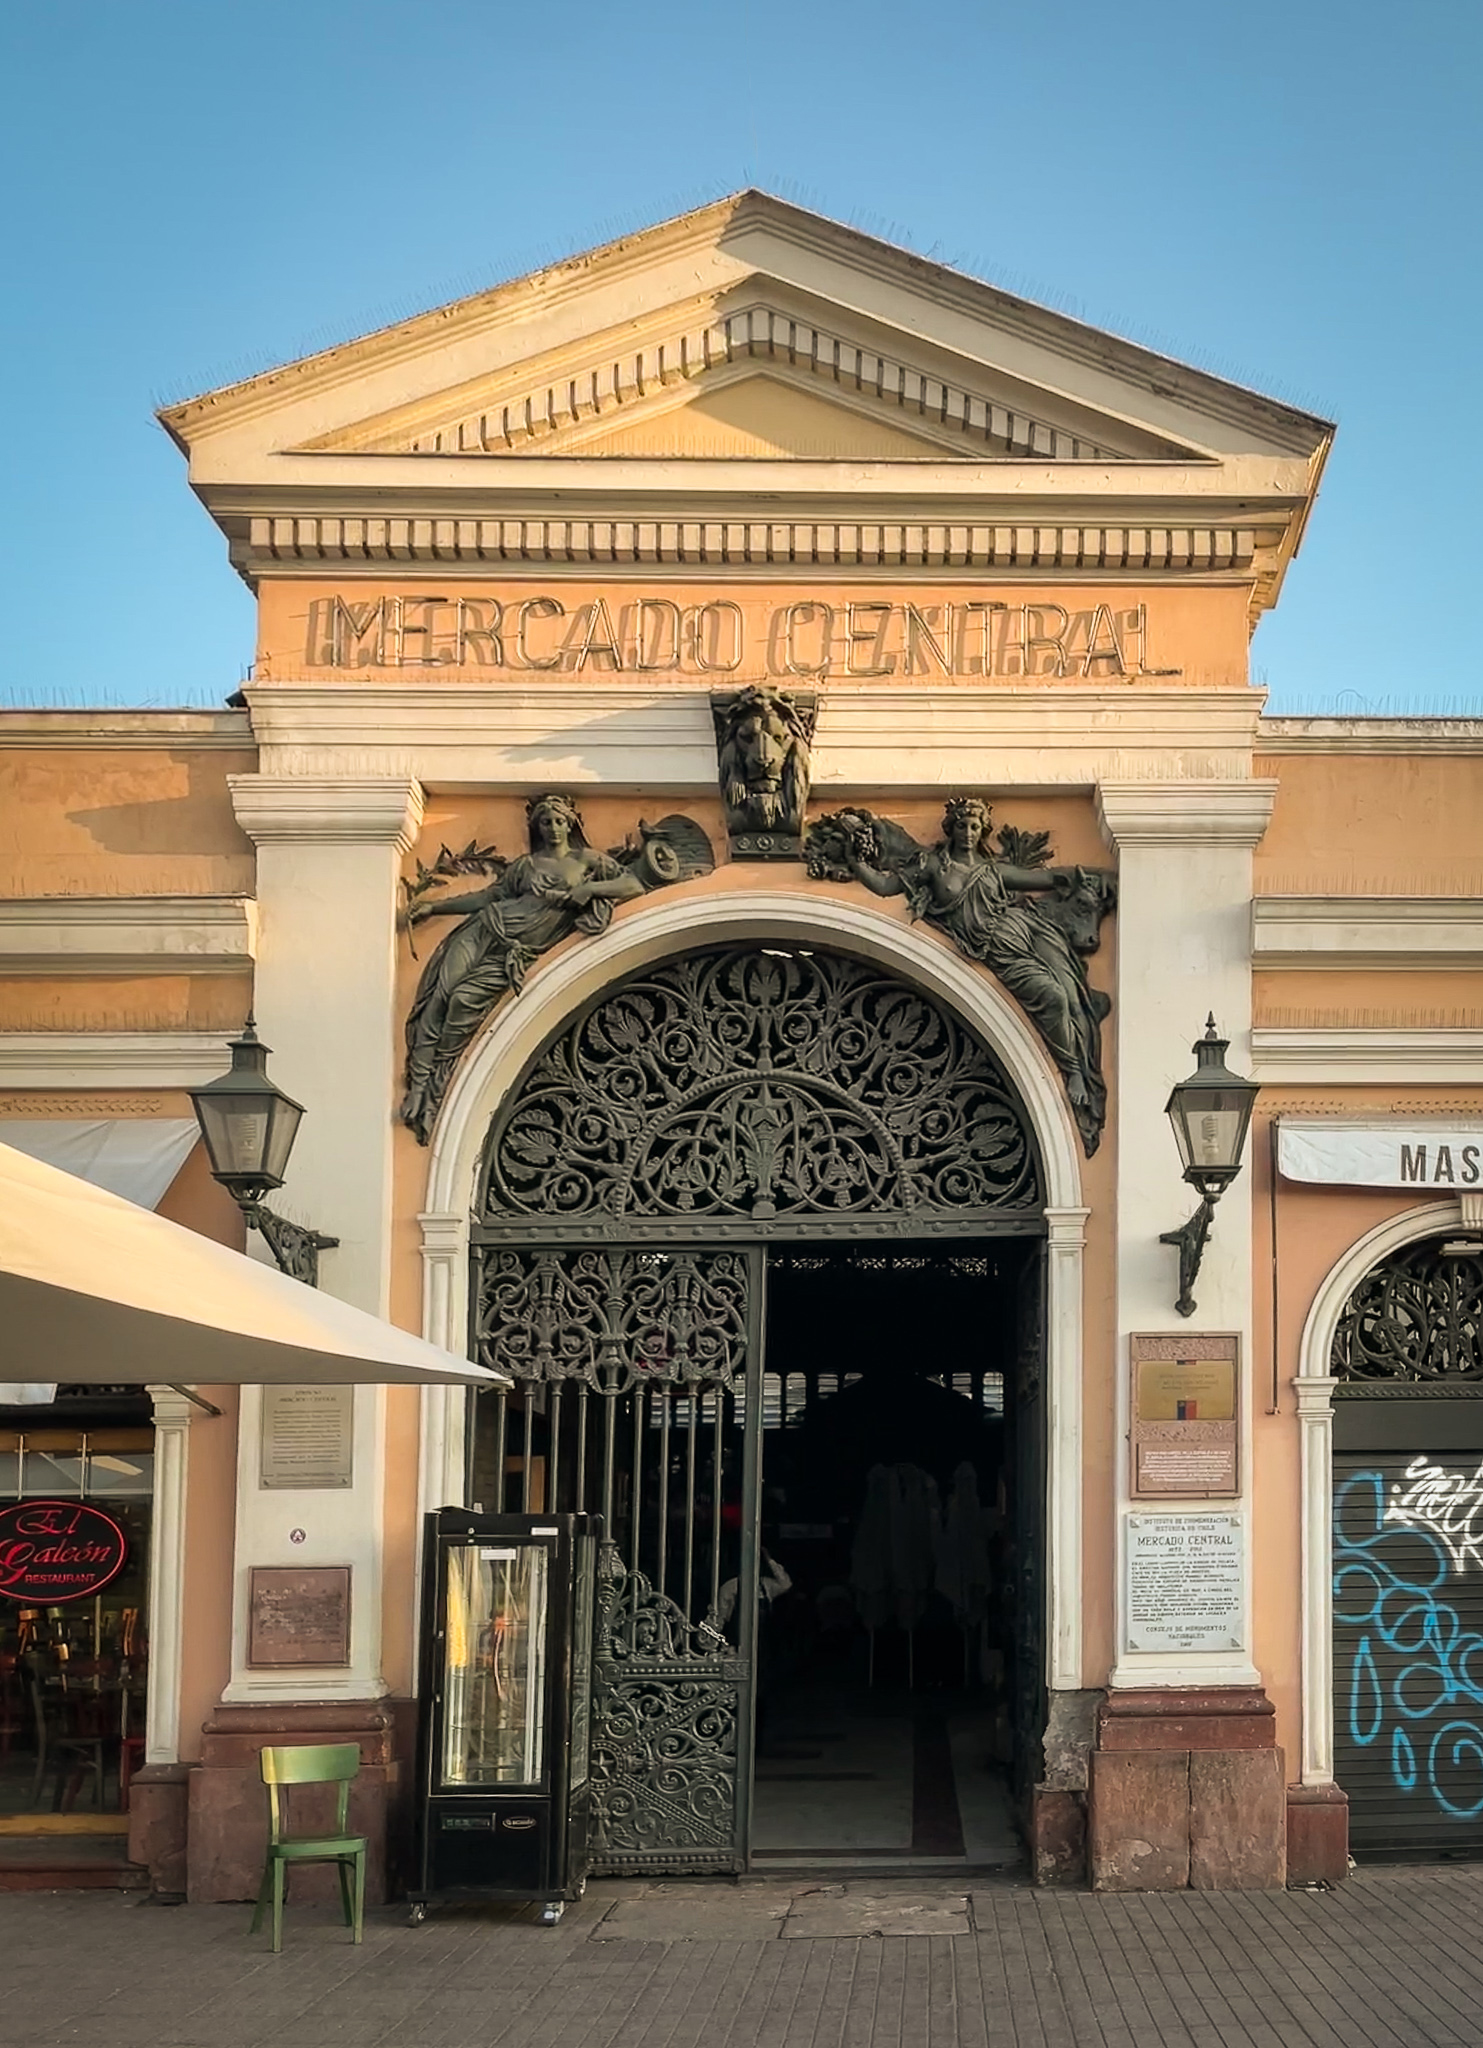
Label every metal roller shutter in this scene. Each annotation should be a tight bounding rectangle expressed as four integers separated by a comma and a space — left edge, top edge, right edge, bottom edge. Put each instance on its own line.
1334, 1446, 1483, 1857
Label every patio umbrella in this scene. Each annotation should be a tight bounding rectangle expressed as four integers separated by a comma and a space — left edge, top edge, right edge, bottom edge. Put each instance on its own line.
0, 1140, 505, 1390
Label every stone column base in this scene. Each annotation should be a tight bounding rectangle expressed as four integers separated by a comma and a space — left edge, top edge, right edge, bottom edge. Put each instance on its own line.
1088, 1689, 1288, 1891
1029, 1788, 1087, 1884
1286, 1782, 1349, 1886
127, 1763, 191, 1898
187, 1701, 400, 1905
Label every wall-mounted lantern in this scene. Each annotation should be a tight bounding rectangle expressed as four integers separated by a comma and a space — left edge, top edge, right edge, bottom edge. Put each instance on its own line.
189, 1020, 339, 1286
1159, 1016, 1259, 1317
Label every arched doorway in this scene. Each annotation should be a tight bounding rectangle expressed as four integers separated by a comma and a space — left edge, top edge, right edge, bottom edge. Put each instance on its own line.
1328, 1228, 1483, 1858
467, 941, 1048, 1873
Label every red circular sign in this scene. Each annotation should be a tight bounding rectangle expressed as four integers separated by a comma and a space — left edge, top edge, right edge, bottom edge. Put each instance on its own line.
0, 1501, 128, 1604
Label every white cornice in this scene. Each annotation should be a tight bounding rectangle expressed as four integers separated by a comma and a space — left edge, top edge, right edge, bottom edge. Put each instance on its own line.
1253, 1028, 1483, 1083
0, 1033, 233, 1091
0, 897, 257, 975
0, 711, 252, 751
229, 775, 425, 849
1258, 718, 1483, 756
1096, 780, 1278, 849
243, 683, 1263, 793
1254, 898, 1483, 970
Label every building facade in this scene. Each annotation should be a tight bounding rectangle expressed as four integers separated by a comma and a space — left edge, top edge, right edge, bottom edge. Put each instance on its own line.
4, 193, 1482, 1896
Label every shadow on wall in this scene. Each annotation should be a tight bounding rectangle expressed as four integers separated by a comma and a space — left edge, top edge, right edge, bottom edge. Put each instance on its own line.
66, 754, 255, 859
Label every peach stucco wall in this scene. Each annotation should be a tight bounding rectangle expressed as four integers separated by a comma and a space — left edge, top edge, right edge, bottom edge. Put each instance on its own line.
0, 747, 256, 898
1248, 1085, 1483, 1772
1254, 752, 1483, 894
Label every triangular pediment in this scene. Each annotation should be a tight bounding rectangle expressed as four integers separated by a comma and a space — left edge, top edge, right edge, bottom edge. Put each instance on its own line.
161, 191, 1333, 614
291, 292, 1186, 464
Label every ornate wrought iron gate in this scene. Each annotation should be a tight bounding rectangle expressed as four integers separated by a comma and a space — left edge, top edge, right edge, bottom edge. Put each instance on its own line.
469, 943, 1044, 1874
470, 1245, 763, 1872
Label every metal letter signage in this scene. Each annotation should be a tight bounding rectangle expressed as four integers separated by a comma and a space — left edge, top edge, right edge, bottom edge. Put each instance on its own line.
303, 594, 1178, 680
1279, 1121, 1483, 1191
0, 1500, 129, 1603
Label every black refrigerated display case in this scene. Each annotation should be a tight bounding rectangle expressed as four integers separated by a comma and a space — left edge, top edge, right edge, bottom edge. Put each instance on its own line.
409, 1509, 600, 1925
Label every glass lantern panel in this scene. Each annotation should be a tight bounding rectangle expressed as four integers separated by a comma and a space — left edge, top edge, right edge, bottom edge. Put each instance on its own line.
1184, 1104, 1248, 1172
203, 1103, 274, 1180
441, 1542, 549, 1787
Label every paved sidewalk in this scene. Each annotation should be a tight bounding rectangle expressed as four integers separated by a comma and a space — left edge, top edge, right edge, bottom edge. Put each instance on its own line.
4, 1870, 1483, 2047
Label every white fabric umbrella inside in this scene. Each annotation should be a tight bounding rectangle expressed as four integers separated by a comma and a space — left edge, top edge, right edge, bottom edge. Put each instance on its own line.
0, 1140, 505, 1389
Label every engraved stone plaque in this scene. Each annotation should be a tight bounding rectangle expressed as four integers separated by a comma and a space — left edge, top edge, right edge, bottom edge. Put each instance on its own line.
1125, 1513, 1243, 1654
247, 1565, 352, 1667
260, 1384, 354, 1490
1131, 1333, 1239, 1498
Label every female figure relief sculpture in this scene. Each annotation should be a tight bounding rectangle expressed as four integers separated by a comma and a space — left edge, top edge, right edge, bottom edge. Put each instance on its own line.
399, 795, 712, 1145
806, 796, 1115, 1154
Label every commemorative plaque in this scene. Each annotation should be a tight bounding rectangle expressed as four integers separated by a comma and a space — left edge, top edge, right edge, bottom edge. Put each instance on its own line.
260, 1384, 354, 1490
1130, 1333, 1239, 1498
247, 1565, 352, 1667
1125, 1513, 1244, 1654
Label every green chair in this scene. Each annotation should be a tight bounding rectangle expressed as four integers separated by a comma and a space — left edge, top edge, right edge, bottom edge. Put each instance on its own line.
250, 1742, 367, 1952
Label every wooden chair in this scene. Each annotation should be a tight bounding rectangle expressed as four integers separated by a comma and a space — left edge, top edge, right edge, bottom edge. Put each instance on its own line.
249, 1743, 366, 1953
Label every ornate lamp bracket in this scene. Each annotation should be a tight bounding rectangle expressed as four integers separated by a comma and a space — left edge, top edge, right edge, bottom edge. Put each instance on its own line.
245, 1205, 340, 1288
1159, 1193, 1219, 1319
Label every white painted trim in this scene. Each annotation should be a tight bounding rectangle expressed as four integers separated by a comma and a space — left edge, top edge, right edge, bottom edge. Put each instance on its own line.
417, 887, 1086, 1693
248, 683, 1266, 793
1253, 898, 1483, 970
0, 897, 256, 975
0, 1033, 233, 1091
1259, 719, 1483, 755
1253, 1029, 1483, 1083
144, 1387, 194, 1765
1294, 1200, 1462, 1785
0, 712, 252, 750
229, 775, 424, 849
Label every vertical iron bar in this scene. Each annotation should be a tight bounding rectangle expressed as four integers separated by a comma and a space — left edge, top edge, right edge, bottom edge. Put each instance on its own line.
521, 1393, 534, 1512
576, 1386, 590, 1514
683, 1393, 698, 1621
492, 1392, 508, 1514
629, 1389, 644, 1650
735, 1244, 767, 1872
709, 1391, 724, 1621
657, 1386, 672, 1601
549, 1386, 563, 1513
602, 1391, 617, 1529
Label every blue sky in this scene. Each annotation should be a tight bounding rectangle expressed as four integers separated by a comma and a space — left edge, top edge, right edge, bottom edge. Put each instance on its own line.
2, 0, 1477, 713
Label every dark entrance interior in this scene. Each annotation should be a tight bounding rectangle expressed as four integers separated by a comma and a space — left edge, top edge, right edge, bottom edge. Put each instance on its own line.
749, 1242, 1039, 1872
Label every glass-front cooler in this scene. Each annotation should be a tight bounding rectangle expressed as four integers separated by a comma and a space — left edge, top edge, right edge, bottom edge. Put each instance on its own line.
410, 1510, 599, 1925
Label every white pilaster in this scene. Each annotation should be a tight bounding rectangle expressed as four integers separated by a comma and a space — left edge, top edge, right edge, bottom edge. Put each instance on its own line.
1045, 1206, 1090, 1692
1295, 1374, 1339, 1783
144, 1387, 193, 1763
1097, 780, 1276, 1689
221, 775, 423, 1703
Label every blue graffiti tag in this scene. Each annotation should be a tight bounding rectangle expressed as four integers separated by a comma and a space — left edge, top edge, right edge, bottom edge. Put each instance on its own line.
1334, 1467, 1483, 1820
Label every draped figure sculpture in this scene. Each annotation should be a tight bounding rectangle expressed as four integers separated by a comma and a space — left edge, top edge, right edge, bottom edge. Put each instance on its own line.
806, 796, 1116, 1155
399, 794, 713, 1145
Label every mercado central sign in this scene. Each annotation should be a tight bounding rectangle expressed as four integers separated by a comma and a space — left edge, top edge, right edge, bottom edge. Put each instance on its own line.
296, 592, 1180, 680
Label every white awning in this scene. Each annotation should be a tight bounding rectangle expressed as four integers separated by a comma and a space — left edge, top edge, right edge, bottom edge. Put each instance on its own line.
0, 1140, 506, 1391
0, 1118, 199, 1210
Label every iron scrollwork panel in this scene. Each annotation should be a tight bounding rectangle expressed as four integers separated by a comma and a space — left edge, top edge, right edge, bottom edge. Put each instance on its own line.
472, 1243, 760, 1873
1332, 1238, 1483, 1384
480, 945, 1040, 1232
